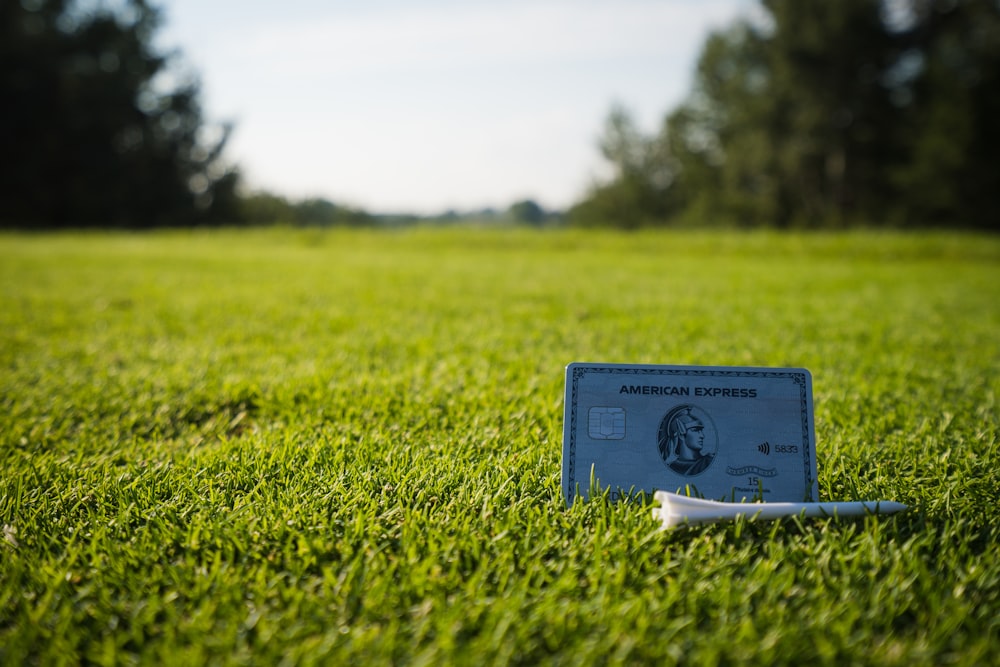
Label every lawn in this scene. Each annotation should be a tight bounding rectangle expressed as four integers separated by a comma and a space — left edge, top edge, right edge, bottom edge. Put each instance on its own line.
1, 227, 998, 665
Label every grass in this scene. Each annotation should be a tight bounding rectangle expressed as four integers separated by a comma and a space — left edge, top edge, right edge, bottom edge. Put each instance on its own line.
1, 226, 998, 665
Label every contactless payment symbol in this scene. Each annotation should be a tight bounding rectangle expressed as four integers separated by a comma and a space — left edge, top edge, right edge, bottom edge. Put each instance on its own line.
588, 407, 626, 440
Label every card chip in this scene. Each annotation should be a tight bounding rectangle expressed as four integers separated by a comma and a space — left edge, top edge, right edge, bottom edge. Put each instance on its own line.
588, 407, 626, 440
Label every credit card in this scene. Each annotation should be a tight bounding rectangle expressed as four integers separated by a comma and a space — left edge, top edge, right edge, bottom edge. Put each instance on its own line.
562, 363, 818, 505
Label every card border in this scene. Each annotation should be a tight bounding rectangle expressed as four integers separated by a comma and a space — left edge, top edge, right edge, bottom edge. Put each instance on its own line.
562, 363, 817, 505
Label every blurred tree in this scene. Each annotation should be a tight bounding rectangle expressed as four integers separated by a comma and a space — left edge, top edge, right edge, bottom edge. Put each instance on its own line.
0, 0, 240, 227
575, 0, 1000, 229
664, 23, 778, 226
239, 192, 373, 227
292, 197, 372, 226
239, 192, 297, 225
888, 0, 1000, 228
665, 0, 901, 227
508, 199, 546, 225
569, 105, 679, 228
764, 0, 900, 226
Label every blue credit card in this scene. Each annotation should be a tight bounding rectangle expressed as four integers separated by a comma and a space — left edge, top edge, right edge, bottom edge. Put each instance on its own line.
562, 363, 819, 505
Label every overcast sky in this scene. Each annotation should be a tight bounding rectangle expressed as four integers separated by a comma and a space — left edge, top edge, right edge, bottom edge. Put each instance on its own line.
158, 0, 751, 214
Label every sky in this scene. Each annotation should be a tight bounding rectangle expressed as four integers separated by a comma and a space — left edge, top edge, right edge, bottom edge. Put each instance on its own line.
158, 0, 752, 215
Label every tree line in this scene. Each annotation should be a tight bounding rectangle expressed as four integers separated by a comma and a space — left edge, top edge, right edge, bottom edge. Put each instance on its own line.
571, 0, 1000, 230
0, 0, 558, 229
3, 0, 997, 229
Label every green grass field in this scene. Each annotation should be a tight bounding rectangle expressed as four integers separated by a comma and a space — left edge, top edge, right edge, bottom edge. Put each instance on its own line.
2, 227, 999, 665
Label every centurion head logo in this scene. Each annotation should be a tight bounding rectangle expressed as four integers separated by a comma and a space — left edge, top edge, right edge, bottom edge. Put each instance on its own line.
657, 404, 718, 476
